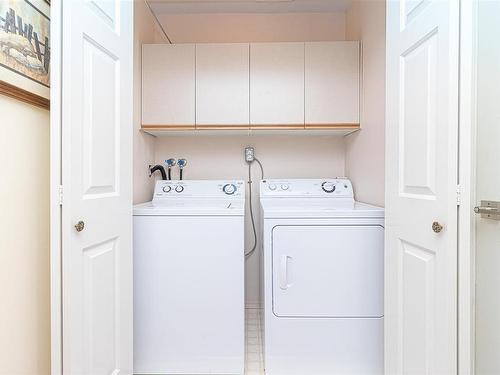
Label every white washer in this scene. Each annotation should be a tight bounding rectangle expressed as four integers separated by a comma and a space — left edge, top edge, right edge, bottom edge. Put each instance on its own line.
260, 179, 384, 375
134, 180, 245, 375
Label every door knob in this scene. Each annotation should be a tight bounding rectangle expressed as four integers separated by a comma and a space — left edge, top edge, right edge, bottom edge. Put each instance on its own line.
432, 221, 443, 233
74, 221, 85, 232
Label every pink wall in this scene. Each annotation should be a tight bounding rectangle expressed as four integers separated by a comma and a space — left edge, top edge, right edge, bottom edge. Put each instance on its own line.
158, 12, 346, 43
345, 0, 386, 206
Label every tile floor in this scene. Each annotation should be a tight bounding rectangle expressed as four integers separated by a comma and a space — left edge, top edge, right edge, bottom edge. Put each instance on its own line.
245, 308, 265, 375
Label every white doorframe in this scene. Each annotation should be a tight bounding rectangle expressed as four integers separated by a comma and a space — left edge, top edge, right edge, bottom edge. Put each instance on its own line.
458, 0, 478, 374
50, 0, 62, 373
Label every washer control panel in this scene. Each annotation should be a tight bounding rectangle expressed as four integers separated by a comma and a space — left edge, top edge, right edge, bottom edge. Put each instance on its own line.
260, 178, 354, 198
153, 180, 245, 200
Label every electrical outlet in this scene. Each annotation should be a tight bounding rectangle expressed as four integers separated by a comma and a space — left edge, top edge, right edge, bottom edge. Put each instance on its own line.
245, 146, 255, 163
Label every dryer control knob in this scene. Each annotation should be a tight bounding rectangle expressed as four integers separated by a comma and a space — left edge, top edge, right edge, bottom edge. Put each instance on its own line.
162, 185, 172, 193
322, 182, 336, 193
281, 184, 290, 191
268, 184, 277, 191
175, 185, 184, 193
223, 184, 237, 195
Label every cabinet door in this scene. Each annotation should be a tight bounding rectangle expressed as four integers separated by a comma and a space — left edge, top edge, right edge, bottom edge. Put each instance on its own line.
196, 44, 249, 127
250, 42, 304, 126
305, 42, 360, 125
142, 44, 195, 126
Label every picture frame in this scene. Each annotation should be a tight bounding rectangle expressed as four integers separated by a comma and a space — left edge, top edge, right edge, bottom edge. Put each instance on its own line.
0, 0, 50, 109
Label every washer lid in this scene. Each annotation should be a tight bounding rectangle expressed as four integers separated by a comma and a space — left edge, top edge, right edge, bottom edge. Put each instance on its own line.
260, 199, 384, 218
133, 199, 245, 216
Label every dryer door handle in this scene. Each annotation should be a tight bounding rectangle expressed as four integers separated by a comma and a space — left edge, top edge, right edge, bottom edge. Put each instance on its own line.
279, 255, 292, 290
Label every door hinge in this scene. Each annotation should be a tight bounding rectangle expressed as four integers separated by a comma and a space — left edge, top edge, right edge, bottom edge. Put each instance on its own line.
456, 184, 461, 206
58, 185, 63, 206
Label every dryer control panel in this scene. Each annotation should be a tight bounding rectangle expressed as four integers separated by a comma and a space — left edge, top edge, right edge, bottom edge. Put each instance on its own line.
260, 179, 354, 199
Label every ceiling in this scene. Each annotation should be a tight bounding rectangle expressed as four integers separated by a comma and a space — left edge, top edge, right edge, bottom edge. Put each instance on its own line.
148, 0, 353, 14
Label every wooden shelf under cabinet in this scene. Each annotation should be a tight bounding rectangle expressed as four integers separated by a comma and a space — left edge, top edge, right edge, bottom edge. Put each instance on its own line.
140, 123, 360, 137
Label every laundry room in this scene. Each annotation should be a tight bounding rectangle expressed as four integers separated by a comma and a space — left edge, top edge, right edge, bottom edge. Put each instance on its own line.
1, 0, 488, 374
132, 1, 385, 374
134, 0, 385, 308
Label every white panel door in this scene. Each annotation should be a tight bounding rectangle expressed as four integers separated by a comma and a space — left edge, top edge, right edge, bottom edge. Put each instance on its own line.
142, 44, 195, 126
305, 42, 360, 125
272, 225, 384, 318
250, 42, 304, 126
386, 1, 459, 374
196, 43, 249, 127
62, 0, 133, 373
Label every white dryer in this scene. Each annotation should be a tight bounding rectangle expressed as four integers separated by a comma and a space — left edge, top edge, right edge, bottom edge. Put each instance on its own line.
134, 180, 245, 375
260, 179, 384, 375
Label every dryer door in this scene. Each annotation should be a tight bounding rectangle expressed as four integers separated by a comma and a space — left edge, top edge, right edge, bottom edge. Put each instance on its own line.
272, 225, 383, 317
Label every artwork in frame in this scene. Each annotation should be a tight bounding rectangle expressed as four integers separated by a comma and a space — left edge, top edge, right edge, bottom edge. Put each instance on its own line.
0, 0, 50, 109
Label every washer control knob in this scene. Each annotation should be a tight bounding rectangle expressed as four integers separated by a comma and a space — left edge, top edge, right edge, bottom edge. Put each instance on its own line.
322, 181, 336, 193
223, 183, 237, 195
175, 185, 184, 193
281, 184, 290, 191
268, 184, 277, 191
162, 185, 172, 193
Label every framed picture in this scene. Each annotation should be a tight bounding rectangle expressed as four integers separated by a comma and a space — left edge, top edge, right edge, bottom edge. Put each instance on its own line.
0, 0, 50, 109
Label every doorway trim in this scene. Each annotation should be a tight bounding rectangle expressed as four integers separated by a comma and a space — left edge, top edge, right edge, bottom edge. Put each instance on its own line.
50, 0, 62, 373
458, 0, 477, 374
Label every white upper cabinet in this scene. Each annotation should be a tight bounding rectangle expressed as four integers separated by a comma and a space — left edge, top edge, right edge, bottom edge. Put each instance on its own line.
196, 43, 250, 127
250, 43, 305, 126
142, 44, 195, 126
141, 42, 361, 134
305, 42, 360, 125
